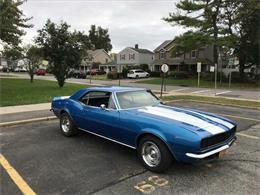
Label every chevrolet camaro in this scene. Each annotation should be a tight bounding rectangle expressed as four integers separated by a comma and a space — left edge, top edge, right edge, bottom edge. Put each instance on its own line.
51, 86, 237, 172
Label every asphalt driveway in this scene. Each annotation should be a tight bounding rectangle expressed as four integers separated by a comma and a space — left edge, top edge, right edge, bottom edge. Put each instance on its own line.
0, 102, 259, 195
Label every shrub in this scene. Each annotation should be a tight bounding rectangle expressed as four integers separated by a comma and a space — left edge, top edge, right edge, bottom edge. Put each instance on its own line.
168, 71, 190, 79
122, 67, 129, 78
140, 64, 149, 71
107, 71, 118, 79
149, 71, 161, 77
201, 72, 213, 81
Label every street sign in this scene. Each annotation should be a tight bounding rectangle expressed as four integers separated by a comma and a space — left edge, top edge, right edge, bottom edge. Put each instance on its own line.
197, 62, 201, 87
161, 64, 169, 73
197, 62, 201, 73
210, 66, 215, 72
160, 64, 168, 98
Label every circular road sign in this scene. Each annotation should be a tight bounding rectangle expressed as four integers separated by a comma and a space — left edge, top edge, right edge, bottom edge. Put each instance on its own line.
161, 64, 169, 73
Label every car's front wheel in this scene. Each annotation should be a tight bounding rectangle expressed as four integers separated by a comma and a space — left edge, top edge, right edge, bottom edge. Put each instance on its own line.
138, 135, 173, 172
60, 112, 77, 136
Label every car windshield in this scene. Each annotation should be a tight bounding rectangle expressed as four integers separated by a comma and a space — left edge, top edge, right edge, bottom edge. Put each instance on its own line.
116, 90, 160, 109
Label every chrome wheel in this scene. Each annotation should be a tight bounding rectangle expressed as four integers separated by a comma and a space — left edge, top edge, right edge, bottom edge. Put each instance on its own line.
142, 141, 161, 167
61, 115, 70, 133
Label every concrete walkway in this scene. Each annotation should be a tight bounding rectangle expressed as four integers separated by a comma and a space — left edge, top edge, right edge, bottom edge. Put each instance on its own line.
0, 103, 51, 115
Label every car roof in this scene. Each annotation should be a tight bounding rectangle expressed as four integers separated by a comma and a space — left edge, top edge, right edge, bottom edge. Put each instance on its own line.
86, 86, 146, 92
70, 86, 148, 100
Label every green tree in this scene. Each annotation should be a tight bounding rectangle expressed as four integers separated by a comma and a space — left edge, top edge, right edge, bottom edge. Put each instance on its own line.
2, 45, 23, 61
36, 19, 85, 87
25, 45, 43, 83
88, 25, 112, 52
228, 0, 259, 77
0, 0, 33, 47
163, 0, 223, 66
164, 0, 260, 79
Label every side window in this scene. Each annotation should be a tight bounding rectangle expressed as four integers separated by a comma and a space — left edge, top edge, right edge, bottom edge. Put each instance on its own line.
80, 91, 111, 108
108, 96, 116, 109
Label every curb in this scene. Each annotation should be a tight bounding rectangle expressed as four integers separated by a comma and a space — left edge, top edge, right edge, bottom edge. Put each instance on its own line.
163, 99, 260, 110
0, 116, 57, 127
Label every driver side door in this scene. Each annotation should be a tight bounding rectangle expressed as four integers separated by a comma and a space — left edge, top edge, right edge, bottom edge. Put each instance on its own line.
79, 91, 122, 140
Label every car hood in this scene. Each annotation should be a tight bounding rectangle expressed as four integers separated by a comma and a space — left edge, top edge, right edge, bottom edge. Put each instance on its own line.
131, 104, 235, 135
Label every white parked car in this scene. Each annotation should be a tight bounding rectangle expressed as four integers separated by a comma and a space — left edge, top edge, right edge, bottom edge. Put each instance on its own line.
127, 69, 150, 79
14, 67, 27, 72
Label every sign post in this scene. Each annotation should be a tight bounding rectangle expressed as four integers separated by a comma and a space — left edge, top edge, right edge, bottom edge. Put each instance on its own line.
160, 64, 169, 98
210, 66, 215, 82
229, 70, 232, 88
197, 62, 201, 87
214, 63, 217, 95
118, 64, 122, 86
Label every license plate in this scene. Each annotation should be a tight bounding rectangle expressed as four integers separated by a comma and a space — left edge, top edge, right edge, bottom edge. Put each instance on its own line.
219, 150, 226, 158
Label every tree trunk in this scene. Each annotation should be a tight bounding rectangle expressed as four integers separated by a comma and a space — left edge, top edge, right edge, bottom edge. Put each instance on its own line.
238, 52, 246, 81
57, 77, 65, 88
30, 74, 34, 83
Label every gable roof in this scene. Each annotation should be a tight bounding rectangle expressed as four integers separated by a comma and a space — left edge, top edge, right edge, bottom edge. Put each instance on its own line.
87, 49, 110, 58
130, 48, 154, 54
153, 40, 173, 52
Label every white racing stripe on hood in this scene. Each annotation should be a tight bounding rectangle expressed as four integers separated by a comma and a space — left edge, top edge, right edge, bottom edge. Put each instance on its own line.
138, 106, 226, 135
172, 107, 234, 129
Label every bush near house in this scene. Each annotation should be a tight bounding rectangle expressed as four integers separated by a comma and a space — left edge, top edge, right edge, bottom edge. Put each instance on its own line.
149, 71, 161, 77
168, 71, 190, 79
107, 71, 123, 79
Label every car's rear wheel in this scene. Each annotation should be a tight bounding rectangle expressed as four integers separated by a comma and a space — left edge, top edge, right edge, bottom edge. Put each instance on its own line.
138, 135, 173, 172
60, 112, 77, 136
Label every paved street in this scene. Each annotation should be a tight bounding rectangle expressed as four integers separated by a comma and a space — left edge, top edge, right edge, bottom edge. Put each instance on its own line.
2, 73, 260, 101
1, 102, 259, 195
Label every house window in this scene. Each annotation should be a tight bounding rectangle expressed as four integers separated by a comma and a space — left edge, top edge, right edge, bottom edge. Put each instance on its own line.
159, 51, 165, 59
120, 54, 125, 60
129, 54, 135, 60
191, 50, 197, 58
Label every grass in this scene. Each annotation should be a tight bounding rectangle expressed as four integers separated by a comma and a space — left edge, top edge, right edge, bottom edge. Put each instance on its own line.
0, 78, 89, 107
162, 95, 260, 109
136, 78, 260, 89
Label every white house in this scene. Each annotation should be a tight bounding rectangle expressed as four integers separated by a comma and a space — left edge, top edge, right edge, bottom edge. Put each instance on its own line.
117, 44, 154, 66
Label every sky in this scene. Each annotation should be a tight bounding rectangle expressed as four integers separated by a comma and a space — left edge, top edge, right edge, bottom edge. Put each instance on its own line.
21, 0, 186, 53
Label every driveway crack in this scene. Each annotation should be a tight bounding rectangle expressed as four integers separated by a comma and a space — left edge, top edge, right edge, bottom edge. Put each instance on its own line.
88, 169, 147, 194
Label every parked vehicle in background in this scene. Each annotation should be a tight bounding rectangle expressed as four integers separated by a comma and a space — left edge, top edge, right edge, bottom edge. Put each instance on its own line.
34, 69, 46, 75
127, 69, 150, 78
71, 70, 87, 79
14, 67, 27, 72
87, 69, 106, 75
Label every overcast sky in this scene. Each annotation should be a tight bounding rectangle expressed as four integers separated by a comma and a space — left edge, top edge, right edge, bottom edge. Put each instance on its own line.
21, 0, 186, 53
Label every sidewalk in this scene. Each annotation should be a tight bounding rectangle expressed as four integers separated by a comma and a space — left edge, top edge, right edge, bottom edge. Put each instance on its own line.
0, 103, 51, 115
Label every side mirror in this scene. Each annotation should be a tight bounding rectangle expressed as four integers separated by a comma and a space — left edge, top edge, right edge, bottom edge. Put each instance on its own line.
100, 104, 108, 111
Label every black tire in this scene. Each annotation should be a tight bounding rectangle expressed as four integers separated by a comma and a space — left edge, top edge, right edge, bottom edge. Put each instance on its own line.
138, 135, 173, 172
60, 112, 77, 137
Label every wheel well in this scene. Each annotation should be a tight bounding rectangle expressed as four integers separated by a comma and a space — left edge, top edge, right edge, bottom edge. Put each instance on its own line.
136, 133, 176, 160
60, 110, 67, 115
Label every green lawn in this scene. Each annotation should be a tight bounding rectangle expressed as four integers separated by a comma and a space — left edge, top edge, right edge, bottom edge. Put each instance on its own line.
162, 95, 260, 109
0, 78, 89, 106
136, 78, 260, 89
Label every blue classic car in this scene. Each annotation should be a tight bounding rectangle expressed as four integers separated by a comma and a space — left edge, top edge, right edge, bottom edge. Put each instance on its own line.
51, 86, 237, 172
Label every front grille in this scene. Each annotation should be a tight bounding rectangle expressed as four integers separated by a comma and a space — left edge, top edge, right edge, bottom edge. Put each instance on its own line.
201, 126, 236, 149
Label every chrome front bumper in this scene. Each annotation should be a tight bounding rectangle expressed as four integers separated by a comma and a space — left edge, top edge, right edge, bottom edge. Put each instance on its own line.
185, 137, 236, 159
